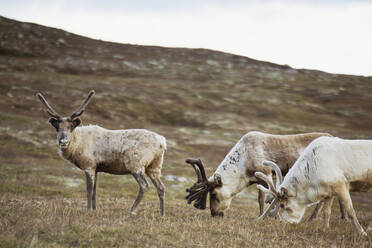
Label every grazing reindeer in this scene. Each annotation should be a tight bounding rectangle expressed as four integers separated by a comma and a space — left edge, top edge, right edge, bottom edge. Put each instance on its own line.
185, 131, 331, 217
257, 136, 372, 235
36, 90, 167, 216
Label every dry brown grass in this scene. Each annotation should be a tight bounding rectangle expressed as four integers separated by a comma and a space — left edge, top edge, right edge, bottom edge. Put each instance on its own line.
0, 160, 371, 248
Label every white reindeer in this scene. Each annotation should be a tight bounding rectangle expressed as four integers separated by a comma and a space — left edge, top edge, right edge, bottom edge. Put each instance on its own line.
36, 90, 166, 216
185, 131, 331, 217
257, 136, 372, 235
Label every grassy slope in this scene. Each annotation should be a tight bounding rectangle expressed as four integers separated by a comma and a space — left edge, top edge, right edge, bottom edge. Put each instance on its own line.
0, 16, 371, 247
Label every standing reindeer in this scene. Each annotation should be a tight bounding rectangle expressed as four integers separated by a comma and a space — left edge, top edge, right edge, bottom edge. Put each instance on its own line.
185, 131, 332, 217
256, 136, 372, 235
36, 90, 167, 216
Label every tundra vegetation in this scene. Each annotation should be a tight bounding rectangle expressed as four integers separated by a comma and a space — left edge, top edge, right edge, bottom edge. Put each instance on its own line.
0, 16, 371, 247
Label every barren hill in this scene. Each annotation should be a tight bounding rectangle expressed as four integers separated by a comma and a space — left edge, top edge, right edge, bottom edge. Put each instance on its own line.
1, 15, 372, 247
1, 15, 372, 172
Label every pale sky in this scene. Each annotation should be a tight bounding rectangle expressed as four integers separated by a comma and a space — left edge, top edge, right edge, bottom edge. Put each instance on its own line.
1, 0, 372, 76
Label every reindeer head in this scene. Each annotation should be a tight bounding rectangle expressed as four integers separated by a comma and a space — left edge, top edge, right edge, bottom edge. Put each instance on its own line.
255, 160, 305, 223
185, 158, 230, 217
36, 90, 95, 149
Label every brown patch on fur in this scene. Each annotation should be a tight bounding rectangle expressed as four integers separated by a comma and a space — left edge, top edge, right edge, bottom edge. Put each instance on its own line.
262, 132, 332, 176
256, 165, 273, 176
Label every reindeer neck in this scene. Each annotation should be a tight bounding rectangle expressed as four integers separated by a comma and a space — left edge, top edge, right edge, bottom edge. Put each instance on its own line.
215, 162, 249, 197
215, 140, 250, 196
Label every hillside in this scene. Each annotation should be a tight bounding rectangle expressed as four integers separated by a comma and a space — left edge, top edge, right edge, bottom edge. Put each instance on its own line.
0, 16, 371, 247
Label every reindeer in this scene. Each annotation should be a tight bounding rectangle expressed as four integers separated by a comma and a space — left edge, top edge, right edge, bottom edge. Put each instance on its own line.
36, 90, 166, 216
256, 136, 372, 235
185, 131, 332, 217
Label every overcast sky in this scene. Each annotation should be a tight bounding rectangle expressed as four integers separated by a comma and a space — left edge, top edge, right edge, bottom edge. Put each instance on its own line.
1, 0, 371, 76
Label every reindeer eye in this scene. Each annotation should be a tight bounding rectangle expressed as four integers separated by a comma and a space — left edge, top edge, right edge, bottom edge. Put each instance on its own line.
211, 193, 220, 203
280, 203, 285, 208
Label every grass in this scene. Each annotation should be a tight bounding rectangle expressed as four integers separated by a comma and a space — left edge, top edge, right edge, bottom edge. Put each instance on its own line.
0, 195, 371, 247
0, 159, 371, 248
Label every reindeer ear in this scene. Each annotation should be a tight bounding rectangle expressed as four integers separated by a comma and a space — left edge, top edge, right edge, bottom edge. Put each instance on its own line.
48, 117, 59, 130
213, 174, 222, 187
71, 118, 81, 129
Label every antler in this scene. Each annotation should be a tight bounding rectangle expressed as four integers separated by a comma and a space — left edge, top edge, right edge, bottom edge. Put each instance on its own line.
255, 160, 284, 220
255, 172, 277, 199
186, 188, 209, 209
36, 92, 61, 119
263, 160, 283, 189
70, 90, 95, 119
257, 197, 279, 220
255, 172, 279, 220
185, 158, 208, 183
185, 158, 210, 210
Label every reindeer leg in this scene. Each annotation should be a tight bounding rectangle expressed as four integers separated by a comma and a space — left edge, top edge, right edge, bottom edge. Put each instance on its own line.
258, 189, 265, 215
148, 173, 166, 216
92, 171, 98, 210
130, 172, 149, 215
309, 201, 324, 221
338, 197, 349, 221
323, 197, 334, 228
85, 170, 96, 210
336, 184, 367, 236
256, 164, 274, 216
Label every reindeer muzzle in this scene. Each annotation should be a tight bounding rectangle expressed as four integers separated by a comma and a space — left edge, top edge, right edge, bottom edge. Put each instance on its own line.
59, 137, 70, 148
